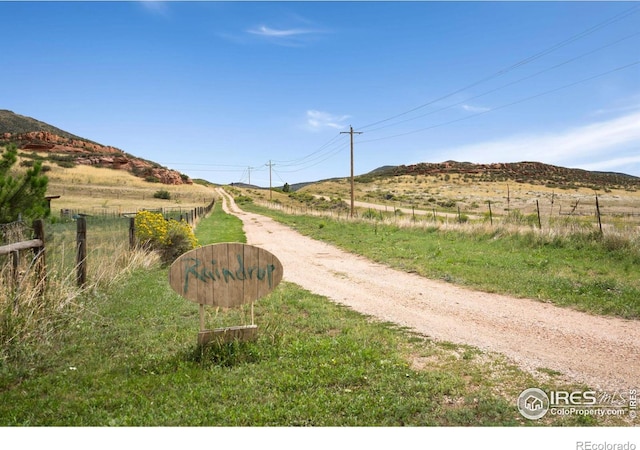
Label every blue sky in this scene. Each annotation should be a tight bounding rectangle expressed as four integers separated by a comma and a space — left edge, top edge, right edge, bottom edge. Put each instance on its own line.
2, 1, 639, 186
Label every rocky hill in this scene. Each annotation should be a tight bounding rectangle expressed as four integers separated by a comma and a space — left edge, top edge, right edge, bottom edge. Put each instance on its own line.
0, 110, 191, 185
367, 161, 639, 190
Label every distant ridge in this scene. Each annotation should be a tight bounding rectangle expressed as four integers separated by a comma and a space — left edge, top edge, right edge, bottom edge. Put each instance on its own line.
0, 110, 86, 141
362, 161, 639, 190
0, 109, 191, 185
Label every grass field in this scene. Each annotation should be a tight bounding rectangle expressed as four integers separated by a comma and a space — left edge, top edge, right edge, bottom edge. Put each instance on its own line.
1, 161, 637, 428
239, 200, 640, 319
240, 173, 640, 230
17, 151, 218, 215
0, 195, 623, 427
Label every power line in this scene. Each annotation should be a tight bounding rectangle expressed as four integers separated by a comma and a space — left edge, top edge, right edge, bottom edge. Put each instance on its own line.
359, 60, 640, 144
362, 30, 640, 134
161, 162, 248, 168
203, 6, 640, 184
240, 6, 639, 182
272, 134, 343, 166
274, 141, 349, 173
357, 4, 640, 132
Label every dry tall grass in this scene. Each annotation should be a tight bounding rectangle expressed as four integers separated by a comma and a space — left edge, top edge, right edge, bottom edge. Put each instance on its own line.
0, 152, 218, 363
0, 218, 161, 364
254, 197, 640, 255
15, 151, 217, 214
302, 173, 640, 224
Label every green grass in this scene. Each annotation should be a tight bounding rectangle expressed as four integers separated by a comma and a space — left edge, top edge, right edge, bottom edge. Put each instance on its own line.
242, 203, 640, 319
195, 200, 245, 244
0, 274, 525, 426
0, 202, 620, 426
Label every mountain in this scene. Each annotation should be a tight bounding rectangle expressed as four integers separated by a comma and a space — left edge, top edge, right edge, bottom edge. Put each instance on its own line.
363, 161, 640, 190
0, 110, 191, 185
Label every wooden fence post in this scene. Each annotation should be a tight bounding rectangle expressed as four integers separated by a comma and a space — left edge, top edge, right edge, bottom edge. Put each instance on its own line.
595, 195, 603, 235
129, 217, 135, 250
33, 219, 46, 296
536, 200, 542, 229
11, 250, 19, 310
76, 217, 87, 287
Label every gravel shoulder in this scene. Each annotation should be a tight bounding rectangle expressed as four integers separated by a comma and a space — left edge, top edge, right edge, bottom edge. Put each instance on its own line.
218, 188, 639, 392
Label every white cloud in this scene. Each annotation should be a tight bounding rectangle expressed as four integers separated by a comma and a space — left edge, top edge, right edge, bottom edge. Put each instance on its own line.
138, 1, 170, 17
244, 21, 328, 47
425, 111, 640, 175
304, 110, 350, 131
247, 26, 316, 38
591, 95, 640, 117
579, 155, 640, 173
461, 104, 491, 113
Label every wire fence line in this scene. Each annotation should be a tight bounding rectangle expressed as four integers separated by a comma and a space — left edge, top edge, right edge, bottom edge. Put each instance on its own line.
255, 192, 639, 234
1, 198, 215, 298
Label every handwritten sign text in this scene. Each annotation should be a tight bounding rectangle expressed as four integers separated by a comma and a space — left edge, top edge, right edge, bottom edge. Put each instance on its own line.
169, 243, 283, 307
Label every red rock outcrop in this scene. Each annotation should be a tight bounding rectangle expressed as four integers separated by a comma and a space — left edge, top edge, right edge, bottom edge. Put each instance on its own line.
3, 131, 191, 185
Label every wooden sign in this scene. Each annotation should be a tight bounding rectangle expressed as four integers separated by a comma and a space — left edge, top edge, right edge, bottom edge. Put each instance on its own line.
169, 243, 283, 346
169, 243, 283, 308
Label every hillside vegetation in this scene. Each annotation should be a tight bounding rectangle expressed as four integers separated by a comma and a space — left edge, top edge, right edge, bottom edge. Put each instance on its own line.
16, 155, 216, 216
377, 161, 640, 191
240, 169, 640, 230
0, 110, 190, 185
0, 110, 85, 140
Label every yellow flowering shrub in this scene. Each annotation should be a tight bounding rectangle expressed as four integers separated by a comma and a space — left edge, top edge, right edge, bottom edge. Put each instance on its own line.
166, 219, 199, 250
134, 210, 198, 263
135, 210, 168, 247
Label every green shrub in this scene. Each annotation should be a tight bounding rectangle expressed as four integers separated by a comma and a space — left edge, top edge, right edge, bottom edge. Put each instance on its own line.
55, 160, 76, 169
235, 195, 253, 204
161, 219, 199, 262
153, 189, 171, 200
362, 208, 382, 220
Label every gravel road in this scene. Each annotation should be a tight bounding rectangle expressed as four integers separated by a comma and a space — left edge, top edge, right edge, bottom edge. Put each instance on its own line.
218, 188, 639, 392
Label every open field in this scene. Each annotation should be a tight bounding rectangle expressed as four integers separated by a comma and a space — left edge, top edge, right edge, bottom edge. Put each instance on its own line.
17, 151, 218, 215
226, 173, 640, 322
1, 198, 630, 427
241, 173, 640, 230
1, 163, 638, 428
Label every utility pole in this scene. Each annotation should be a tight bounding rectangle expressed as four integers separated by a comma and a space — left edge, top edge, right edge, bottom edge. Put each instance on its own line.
341, 125, 362, 218
266, 160, 275, 200
247, 166, 252, 185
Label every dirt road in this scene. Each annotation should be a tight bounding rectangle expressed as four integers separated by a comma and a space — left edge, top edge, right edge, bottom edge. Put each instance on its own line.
218, 188, 639, 392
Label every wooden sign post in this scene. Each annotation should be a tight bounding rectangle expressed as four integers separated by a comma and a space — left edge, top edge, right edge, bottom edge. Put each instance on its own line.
169, 243, 283, 346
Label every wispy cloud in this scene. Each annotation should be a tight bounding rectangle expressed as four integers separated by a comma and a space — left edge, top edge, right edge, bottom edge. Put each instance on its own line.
424, 111, 640, 175
247, 26, 317, 38
304, 110, 350, 131
579, 155, 640, 172
138, 1, 170, 17
591, 94, 640, 117
244, 19, 328, 47
461, 104, 491, 113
